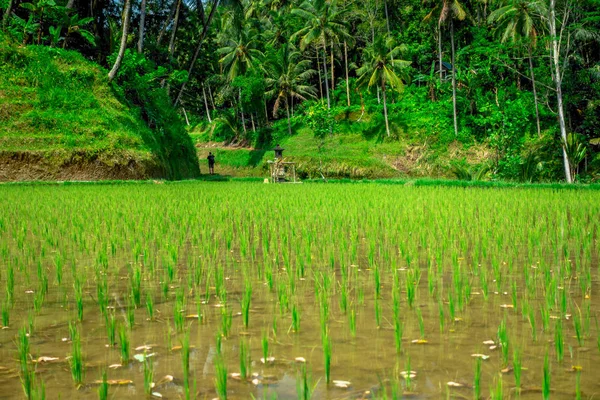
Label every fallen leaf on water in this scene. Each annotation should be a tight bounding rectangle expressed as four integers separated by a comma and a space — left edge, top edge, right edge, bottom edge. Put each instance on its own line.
94, 379, 133, 386
501, 366, 513, 374
185, 314, 199, 319
151, 392, 162, 398
252, 379, 261, 385
333, 380, 351, 388
25, 290, 34, 294
133, 353, 156, 363
108, 364, 122, 369
570, 366, 583, 372
447, 382, 465, 387
454, 318, 463, 322
471, 354, 490, 360
489, 345, 498, 350
500, 304, 514, 309
155, 375, 174, 386
295, 357, 306, 363
230, 373, 241, 380
260, 357, 275, 364
135, 345, 154, 351
400, 371, 417, 379
34, 356, 59, 363
483, 340, 495, 345
411, 339, 428, 344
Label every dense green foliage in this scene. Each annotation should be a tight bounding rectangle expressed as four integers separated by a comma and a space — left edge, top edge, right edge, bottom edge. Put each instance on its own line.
1, 0, 599, 181
0, 36, 199, 179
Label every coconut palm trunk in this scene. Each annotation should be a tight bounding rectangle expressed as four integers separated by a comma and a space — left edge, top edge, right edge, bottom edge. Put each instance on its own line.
450, 19, 458, 136
438, 23, 443, 81
528, 45, 541, 138
286, 98, 292, 136
344, 41, 350, 106
108, 0, 132, 81
316, 51, 323, 100
239, 89, 247, 137
382, 83, 390, 136
548, 0, 572, 183
168, 0, 182, 56
330, 40, 335, 91
322, 42, 331, 109
137, 0, 147, 53
202, 83, 212, 123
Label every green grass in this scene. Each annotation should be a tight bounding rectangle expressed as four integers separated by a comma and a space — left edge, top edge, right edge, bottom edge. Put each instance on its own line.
0, 39, 199, 180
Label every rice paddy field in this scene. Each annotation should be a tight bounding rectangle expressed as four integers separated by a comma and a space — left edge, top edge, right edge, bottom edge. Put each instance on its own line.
0, 181, 599, 399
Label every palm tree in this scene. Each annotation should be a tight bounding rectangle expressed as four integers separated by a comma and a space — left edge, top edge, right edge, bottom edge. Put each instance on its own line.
356, 36, 411, 137
291, 0, 351, 109
108, 0, 132, 81
218, 27, 264, 135
264, 44, 317, 135
488, 0, 546, 137
423, 0, 467, 137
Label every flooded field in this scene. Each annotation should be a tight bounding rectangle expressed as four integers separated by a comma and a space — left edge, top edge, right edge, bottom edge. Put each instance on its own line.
0, 182, 599, 399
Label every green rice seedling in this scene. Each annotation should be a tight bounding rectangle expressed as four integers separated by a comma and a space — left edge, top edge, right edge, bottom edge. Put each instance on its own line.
181, 331, 190, 400
126, 298, 135, 328
448, 293, 456, 321
416, 308, 425, 339
272, 313, 278, 338
241, 280, 252, 329
573, 308, 583, 346
323, 331, 331, 384
220, 306, 232, 337
74, 277, 83, 321
131, 266, 142, 307
98, 369, 108, 400
118, 324, 130, 364
474, 357, 481, 400
528, 306, 537, 341
146, 292, 154, 321
69, 323, 84, 385
513, 347, 522, 392
339, 280, 348, 314
143, 356, 154, 395
406, 271, 416, 308
555, 319, 564, 362
575, 370, 581, 400
296, 363, 315, 400
262, 330, 269, 363
349, 306, 356, 338
55, 254, 63, 286
543, 351, 550, 400
105, 311, 116, 346
540, 306, 549, 332
96, 279, 108, 317
174, 301, 185, 333
291, 303, 300, 333
373, 266, 381, 299
394, 317, 403, 354
17, 327, 34, 399
511, 280, 517, 309
491, 374, 503, 400
497, 319, 509, 367
1, 300, 9, 327
239, 338, 251, 380
214, 355, 228, 400
404, 355, 412, 391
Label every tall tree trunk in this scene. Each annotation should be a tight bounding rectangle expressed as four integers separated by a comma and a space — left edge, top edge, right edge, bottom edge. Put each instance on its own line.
316, 50, 323, 100
528, 44, 541, 138
330, 40, 334, 91
344, 41, 350, 106
174, 0, 218, 106
66, 0, 75, 9
383, 0, 390, 34
548, 0, 572, 183
438, 23, 443, 81
202, 83, 212, 123
108, 0, 132, 82
137, 0, 147, 53
264, 96, 269, 123
168, 0, 181, 56
208, 84, 215, 109
251, 113, 256, 132
157, 0, 178, 45
382, 83, 390, 136
322, 42, 331, 109
450, 19, 458, 136
286, 98, 292, 136
239, 88, 247, 136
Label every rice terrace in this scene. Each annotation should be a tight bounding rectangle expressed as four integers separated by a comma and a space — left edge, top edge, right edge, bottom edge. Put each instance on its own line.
0, 181, 598, 399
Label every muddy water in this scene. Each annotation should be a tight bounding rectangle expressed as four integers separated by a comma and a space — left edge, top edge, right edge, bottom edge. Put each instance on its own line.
0, 182, 598, 399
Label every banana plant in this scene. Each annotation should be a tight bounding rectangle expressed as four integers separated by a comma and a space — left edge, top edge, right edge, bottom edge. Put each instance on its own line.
63, 14, 95, 48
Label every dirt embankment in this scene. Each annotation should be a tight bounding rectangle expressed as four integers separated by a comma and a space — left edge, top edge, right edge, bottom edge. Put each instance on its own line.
0, 151, 165, 182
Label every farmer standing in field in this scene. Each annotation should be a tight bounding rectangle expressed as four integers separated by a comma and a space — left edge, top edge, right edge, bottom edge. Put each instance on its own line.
207, 152, 215, 175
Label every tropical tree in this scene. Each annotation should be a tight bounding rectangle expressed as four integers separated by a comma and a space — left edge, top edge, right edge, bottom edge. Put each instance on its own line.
108, 0, 132, 81
264, 44, 317, 135
356, 35, 411, 136
488, 0, 546, 137
423, 0, 467, 137
291, 0, 351, 109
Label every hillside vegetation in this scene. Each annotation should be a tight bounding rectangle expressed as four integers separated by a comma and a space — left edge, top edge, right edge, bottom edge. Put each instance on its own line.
0, 39, 199, 181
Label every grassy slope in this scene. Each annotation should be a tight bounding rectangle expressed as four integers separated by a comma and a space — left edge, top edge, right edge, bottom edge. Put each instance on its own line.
0, 40, 199, 181
191, 114, 490, 180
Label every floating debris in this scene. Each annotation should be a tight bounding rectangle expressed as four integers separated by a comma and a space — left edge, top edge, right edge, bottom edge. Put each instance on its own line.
483, 340, 495, 345
294, 357, 306, 363
411, 339, 428, 344
471, 354, 490, 360
34, 356, 59, 363
151, 392, 162, 398
500, 304, 514, 309
93, 379, 134, 386
260, 357, 275, 364
400, 371, 417, 379
135, 345, 154, 351
108, 364, 122, 369
333, 380, 351, 388
447, 381, 465, 387
133, 353, 156, 362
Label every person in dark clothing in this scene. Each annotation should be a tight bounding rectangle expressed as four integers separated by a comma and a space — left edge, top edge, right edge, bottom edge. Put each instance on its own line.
273, 144, 284, 159
207, 152, 215, 175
